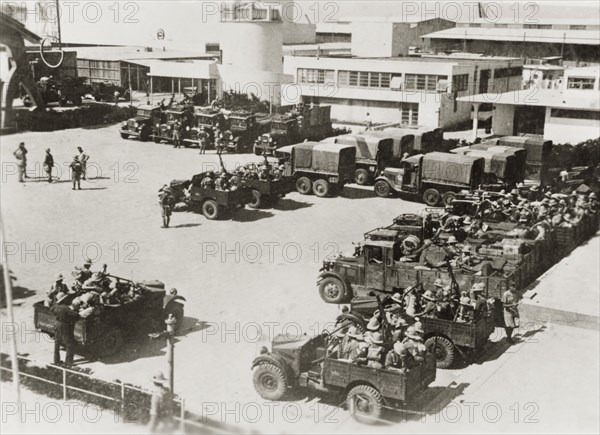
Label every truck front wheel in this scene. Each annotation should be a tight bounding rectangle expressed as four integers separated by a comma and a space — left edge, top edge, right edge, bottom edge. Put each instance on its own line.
442, 191, 456, 206
313, 179, 330, 197
253, 363, 288, 401
347, 384, 383, 424
425, 336, 456, 369
120, 133, 129, 140
318, 277, 346, 304
374, 180, 391, 198
296, 177, 312, 195
202, 199, 221, 220
96, 329, 123, 358
423, 188, 441, 206
248, 190, 263, 209
354, 169, 371, 185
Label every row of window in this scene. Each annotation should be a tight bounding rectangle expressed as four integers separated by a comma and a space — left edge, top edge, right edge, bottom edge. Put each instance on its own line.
494, 67, 523, 78
551, 109, 600, 120
567, 77, 596, 90
404, 74, 448, 91
399, 102, 419, 125
338, 71, 391, 88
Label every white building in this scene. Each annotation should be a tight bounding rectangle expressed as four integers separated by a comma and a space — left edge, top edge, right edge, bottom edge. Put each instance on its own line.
282, 54, 523, 128
459, 66, 600, 144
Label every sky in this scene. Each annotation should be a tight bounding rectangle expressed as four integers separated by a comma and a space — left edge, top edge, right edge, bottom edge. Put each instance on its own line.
4, 1, 599, 48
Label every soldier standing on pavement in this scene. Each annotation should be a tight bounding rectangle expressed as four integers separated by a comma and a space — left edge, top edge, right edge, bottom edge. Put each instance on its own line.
172, 122, 181, 149
44, 148, 54, 183
501, 281, 521, 344
13, 142, 28, 183
70, 156, 83, 190
77, 147, 89, 180
159, 186, 175, 228
148, 372, 173, 433
50, 293, 80, 366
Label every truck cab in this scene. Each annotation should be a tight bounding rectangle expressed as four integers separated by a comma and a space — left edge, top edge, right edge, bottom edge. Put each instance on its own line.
221, 111, 271, 153
255, 116, 297, 155
120, 105, 163, 141
153, 107, 193, 144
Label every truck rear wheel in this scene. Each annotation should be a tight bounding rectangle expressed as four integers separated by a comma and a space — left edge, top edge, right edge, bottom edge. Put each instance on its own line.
347, 384, 383, 424
248, 190, 263, 209
425, 336, 455, 369
442, 191, 457, 206
296, 177, 312, 195
374, 180, 391, 198
423, 188, 441, 206
96, 329, 123, 358
313, 179, 330, 197
354, 169, 371, 185
253, 363, 288, 401
318, 277, 346, 304
202, 200, 221, 220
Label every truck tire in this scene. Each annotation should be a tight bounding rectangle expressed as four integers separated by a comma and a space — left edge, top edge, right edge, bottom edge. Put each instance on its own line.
425, 336, 455, 369
96, 329, 124, 358
313, 179, 330, 197
374, 180, 391, 198
318, 277, 347, 304
153, 136, 161, 144
202, 199, 221, 220
73, 96, 82, 106
253, 363, 288, 401
423, 188, 441, 206
248, 190, 262, 209
347, 384, 383, 424
120, 133, 129, 140
442, 191, 457, 206
296, 177, 312, 195
253, 146, 262, 156
354, 169, 371, 186
140, 127, 151, 142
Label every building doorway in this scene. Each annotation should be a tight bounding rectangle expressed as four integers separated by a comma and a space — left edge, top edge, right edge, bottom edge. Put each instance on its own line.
513, 105, 546, 135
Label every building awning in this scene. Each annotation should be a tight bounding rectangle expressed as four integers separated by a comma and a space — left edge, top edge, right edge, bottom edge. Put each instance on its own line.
423, 27, 600, 45
147, 60, 219, 79
458, 90, 600, 111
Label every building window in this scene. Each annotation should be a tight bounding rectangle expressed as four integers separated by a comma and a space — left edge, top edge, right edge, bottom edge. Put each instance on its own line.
567, 77, 595, 90
524, 24, 552, 29
570, 25, 587, 30
337, 71, 393, 88
494, 67, 523, 78
452, 74, 469, 92
297, 68, 335, 84
405, 74, 448, 91
551, 109, 600, 120
399, 103, 419, 125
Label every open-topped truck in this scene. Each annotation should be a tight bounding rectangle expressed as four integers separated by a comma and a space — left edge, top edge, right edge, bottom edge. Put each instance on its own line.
120, 105, 164, 141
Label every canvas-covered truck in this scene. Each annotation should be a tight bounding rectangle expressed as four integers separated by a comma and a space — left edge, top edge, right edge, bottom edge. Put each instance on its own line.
357, 131, 415, 164
324, 134, 395, 185
254, 104, 333, 155
373, 152, 486, 206
219, 111, 272, 153
120, 105, 164, 141
33, 279, 185, 358
383, 127, 444, 154
277, 142, 356, 197
252, 332, 436, 423
450, 147, 523, 186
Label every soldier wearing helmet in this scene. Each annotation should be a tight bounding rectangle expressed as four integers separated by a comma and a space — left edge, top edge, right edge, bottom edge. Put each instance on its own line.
414, 290, 438, 318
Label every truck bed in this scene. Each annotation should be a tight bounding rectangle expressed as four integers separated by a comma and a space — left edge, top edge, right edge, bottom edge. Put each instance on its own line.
243, 177, 295, 197
34, 301, 90, 344
421, 316, 494, 350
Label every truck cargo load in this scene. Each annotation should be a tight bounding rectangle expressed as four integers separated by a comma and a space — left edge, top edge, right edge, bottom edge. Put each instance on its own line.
357, 130, 415, 159
384, 127, 443, 153
421, 152, 485, 187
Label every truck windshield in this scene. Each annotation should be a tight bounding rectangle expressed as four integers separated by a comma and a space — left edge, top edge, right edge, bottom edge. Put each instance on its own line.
272, 121, 287, 131
198, 115, 213, 126
230, 118, 247, 129
137, 109, 151, 117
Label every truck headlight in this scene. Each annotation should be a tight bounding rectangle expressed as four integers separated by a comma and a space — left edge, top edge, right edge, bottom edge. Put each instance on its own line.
134, 122, 138, 128
269, 138, 273, 143
186, 126, 190, 131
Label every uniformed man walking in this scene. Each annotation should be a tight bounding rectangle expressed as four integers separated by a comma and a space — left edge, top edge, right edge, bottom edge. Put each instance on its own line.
501, 281, 521, 344
148, 372, 173, 433
159, 186, 175, 228
77, 147, 89, 180
70, 156, 83, 190
50, 293, 80, 366
44, 148, 54, 183
14, 142, 28, 182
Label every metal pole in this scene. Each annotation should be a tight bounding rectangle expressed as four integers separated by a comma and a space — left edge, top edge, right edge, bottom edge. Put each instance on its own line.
165, 315, 176, 393
1, 214, 21, 418
128, 64, 132, 107
62, 368, 67, 400
55, 0, 62, 48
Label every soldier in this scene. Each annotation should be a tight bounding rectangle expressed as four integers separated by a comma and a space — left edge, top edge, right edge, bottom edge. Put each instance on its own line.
365, 112, 372, 130
44, 148, 54, 183
588, 192, 598, 212
46, 274, 69, 307
402, 326, 426, 364
198, 129, 208, 154
340, 326, 360, 360
365, 332, 385, 369
201, 172, 215, 189
348, 335, 368, 365
436, 290, 454, 320
415, 290, 437, 318
403, 286, 420, 317
70, 156, 83, 190
74, 259, 93, 286
326, 328, 347, 359
364, 316, 381, 343
51, 293, 80, 366
385, 341, 414, 372
148, 372, 173, 433
159, 186, 175, 228
501, 281, 521, 344
470, 283, 488, 322
215, 173, 231, 191
172, 122, 182, 149
433, 278, 447, 300
76, 147, 89, 180
456, 291, 472, 323
13, 142, 28, 182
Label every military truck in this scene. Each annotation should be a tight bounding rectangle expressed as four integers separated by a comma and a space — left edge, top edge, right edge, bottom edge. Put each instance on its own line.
373, 152, 486, 206
357, 131, 415, 165
252, 331, 436, 423
152, 106, 194, 144
450, 147, 524, 186
184, 106, 226, 148
383, 127, 444, 154
33, 278, 184, 358
219, 111, 272, 153
323, 134, 395, 185
254, 105, 333, 155
120, 105, 164, 141
276, 142, 356, 197
89, 81, 131, 102
340, 296, 495, 369
25, 77, 86, 107
168, 174, 253, 220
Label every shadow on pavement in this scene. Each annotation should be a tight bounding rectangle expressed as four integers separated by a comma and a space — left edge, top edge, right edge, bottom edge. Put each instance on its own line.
230, 208, 274, 222
473, 325, 546, 366
10, 285, 37, 302
169, 223, 202, 229
272, 198, 313, 211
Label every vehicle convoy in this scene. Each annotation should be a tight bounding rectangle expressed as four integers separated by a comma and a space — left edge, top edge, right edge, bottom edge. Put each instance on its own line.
450, 146, 525, 186
338, 294, 495, 368
276, 142, 356, 197
323, 134, 395, 185
254, 104, 333, 155
184, 106, 226, 148
357, 130, 415, 164
168, 171, 253, 220
219, 111, 272, 153
383, 127, 444, 154
374, 152, 486, 206
120, 105, 164, 141
25, 77, 86, 107
34, 276, 185, 358
252, 330, 436, 423
153, 106, 194, 144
